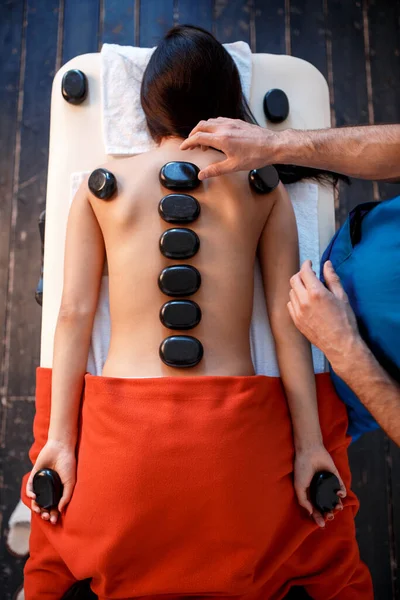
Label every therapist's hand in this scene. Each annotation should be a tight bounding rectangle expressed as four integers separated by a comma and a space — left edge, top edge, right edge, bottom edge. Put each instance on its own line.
179, 117, 282, 180
287, 259, 360, 371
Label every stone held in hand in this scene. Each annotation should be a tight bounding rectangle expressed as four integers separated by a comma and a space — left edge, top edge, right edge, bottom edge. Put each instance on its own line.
309, 471, 341, 514
32, 468, 63, 510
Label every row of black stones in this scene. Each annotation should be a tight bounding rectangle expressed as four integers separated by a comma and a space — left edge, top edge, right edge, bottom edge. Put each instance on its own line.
87, 163, 280, 203
158, 162, 204, 368
86, 161, 280, 370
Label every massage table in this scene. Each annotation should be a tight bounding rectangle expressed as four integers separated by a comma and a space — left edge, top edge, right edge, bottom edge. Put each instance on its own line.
10, 47, 374, 600
10, 43, 334, 563
40, 52, 335, 368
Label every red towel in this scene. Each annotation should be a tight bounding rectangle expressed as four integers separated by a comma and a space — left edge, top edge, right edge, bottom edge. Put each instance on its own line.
21, 367, 372, 600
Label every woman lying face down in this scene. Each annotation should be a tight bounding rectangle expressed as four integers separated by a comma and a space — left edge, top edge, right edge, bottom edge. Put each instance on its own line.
22, 25, 372, 600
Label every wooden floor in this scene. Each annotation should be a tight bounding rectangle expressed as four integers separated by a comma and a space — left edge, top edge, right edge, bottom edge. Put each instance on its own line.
1, 1, 400, 598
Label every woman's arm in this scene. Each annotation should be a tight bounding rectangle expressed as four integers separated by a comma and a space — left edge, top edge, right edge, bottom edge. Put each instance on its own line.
257, 183, 346, 526
47, 177, 106, 446
257, 183, 322, 450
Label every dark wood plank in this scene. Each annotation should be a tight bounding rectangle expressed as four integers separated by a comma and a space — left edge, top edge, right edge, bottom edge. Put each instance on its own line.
367, 0, 400, 201
0, 0, 25, 393
327, 0, 374, 226
62, 0, 100, 64
213, 0, 251, 45
327, 7, 399, 592
176, 0, 213, 32
8, 0, 61, 397
254, 0, 285, 54
1, 399, 35, 600
348, 430, 393, 598
101, 0, 136, 46
139, 0, 174, 47
389, 438, 400, 598
368, 3, 400, 593
290, 0, 327, 79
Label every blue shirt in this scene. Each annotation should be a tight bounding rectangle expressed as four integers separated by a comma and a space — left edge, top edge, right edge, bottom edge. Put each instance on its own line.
320, 196, 400, 441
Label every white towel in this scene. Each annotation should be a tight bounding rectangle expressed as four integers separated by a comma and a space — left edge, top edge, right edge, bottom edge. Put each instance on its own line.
100, 41, 253, 156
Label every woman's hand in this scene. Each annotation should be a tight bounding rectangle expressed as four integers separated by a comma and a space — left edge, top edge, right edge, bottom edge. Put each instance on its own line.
26, 439, 77, 525
179, 117, 284, 180
294, 444, 347, 528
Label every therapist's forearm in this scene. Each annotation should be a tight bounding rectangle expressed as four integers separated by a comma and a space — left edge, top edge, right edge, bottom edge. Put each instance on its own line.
47, 312, 94, 446
276, 125, 400, 181
331, 338, 400, 446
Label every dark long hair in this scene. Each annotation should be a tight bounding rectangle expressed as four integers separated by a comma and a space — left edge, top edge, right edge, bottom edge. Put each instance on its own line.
141, 24, 349, 187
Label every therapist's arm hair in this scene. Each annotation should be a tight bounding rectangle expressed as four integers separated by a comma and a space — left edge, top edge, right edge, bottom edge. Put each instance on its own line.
332, 339, 400, 446
257, 183, 323, 450
288, 260, 400, 446
181, 119, 400, 182
47, 177, 105, 447
281, 124, 400, 182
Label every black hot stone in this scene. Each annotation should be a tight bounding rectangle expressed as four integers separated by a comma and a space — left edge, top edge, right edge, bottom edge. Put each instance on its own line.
61, 69, 88, 105
158, 194, 201, 224
160, 300, 202, 330
263, 88, 290, 123
33, 468, 64, 510
249, 165, 280, 194
159, 228, 200, 259
88, 168, 117, 200
159, 335, 204, 367
309, 471, 341, 514
159, 162, 200, 190
158, 265, 201, 297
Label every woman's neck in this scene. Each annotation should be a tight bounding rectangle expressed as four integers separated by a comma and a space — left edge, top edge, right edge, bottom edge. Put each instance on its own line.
158, 135, 185, 149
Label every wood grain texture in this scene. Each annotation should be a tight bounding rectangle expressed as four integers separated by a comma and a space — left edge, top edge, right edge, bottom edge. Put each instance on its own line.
214, 0, 251, 45
176, 0, 214, 32
326, 0, 374, 226
290, 0, 327, 79
0, 0, 25, 394
101, 0, 136, 46
254, 0, 285, 54
7, 0, 60, 397
1, 399, 35, 599
0, 4, 28, 595
367, 3, 400, 593
348, 431, 393, 599
62, 0, 100, 64
139, 0, 174, 47
367, 0, 400, 201
388, 438, 400, 598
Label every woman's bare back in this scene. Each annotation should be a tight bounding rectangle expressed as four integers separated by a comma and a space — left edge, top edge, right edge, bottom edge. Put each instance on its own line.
88, 139, 274, 377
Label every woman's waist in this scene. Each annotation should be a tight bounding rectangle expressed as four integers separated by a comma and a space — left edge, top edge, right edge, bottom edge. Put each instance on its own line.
103, 328, 255, 377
